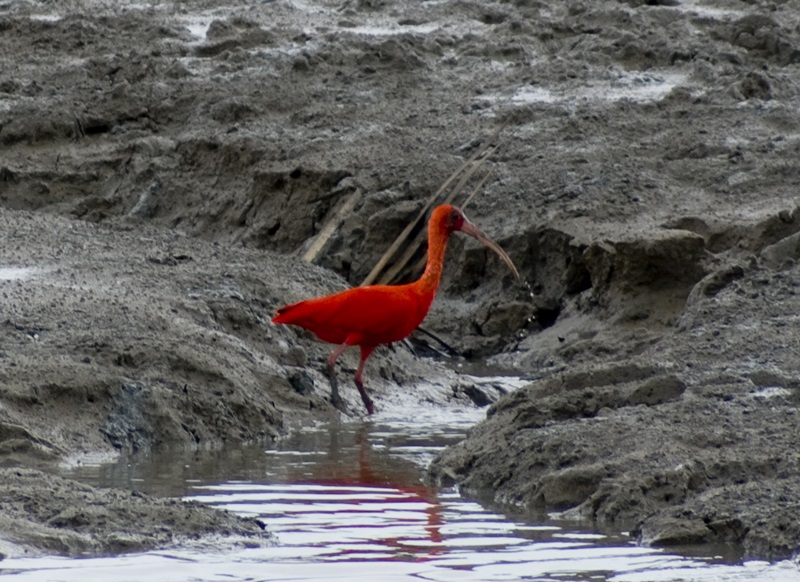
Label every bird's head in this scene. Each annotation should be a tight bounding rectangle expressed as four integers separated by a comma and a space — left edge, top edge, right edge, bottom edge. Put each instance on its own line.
435, 204, 520, 279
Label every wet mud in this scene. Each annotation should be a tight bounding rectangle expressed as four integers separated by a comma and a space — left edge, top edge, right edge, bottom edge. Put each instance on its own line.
1, 0, 800, 562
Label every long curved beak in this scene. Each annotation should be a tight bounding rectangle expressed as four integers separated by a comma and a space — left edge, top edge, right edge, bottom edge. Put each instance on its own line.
460, 219, 520, 280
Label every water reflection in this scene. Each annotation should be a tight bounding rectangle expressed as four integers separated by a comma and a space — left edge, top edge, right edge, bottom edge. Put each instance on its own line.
4, 405, 800, 581
69, 410, 468, 563
64, 404, 481, 498
278, 425, 446, 562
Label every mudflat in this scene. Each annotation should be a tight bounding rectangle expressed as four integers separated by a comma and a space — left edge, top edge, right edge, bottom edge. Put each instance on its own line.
1, 0, 799, 561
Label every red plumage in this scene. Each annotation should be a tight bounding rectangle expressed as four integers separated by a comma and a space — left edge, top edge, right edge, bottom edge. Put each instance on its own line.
273, 284, 431, 347
272, 204, 519, 415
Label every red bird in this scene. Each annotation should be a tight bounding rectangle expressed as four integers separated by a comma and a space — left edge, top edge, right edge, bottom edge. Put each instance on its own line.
272, 204, 519, 414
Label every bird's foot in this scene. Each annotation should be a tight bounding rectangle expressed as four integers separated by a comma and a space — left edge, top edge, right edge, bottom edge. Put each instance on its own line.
363, 398, 375, 416
330, 391, 348, 414
327, 363, 348, 414
355, 379, 375, 415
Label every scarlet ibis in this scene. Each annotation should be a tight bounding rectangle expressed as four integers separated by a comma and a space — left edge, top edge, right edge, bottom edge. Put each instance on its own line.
272, 204, 520, 414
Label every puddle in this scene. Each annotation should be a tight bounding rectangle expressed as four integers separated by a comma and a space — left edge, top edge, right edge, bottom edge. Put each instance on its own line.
28, 14, 62, 22
0, 266, 35, 281
676, 2, 746, 20
3, 395, 800, 581
345, 23, 441, 36
506, 72, 688, 107
184, 19, 212, 40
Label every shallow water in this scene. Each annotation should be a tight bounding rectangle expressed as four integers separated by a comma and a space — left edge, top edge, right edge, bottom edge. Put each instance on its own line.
0, 266, 35, 281
4, 400, 800, 581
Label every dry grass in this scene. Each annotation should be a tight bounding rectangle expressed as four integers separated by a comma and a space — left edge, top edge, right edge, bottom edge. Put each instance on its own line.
362, 127, 504, 286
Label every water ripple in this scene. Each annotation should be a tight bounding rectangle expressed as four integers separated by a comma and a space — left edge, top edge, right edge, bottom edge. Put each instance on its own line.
4, 391, 800, 581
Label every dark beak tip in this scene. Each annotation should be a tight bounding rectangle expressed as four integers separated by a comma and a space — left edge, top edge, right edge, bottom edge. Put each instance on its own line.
463, 223, 520, 280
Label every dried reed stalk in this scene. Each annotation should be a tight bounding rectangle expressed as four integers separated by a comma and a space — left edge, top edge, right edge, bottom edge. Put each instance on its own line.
362, 128, 504, 287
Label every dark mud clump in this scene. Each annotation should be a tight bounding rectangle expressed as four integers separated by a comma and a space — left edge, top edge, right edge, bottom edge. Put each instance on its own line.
0, 468, 270, 557
2, 0, 800, 562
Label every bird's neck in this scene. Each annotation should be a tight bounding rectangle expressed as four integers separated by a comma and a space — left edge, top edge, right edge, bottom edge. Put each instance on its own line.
417, 223, 450, 297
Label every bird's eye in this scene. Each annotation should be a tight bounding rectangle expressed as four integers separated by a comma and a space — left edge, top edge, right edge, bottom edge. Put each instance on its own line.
448, 209, 462, 228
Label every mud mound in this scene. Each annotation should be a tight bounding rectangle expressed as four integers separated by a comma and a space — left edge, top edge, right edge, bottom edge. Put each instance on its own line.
0, 467, 271, 557
430, 254, 800, 559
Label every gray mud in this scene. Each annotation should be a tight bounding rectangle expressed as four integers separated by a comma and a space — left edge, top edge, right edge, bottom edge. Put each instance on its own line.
1, 0, 800, 562
0, 467, 270, 557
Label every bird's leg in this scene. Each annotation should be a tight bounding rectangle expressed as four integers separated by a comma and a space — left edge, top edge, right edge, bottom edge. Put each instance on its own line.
327, 343, 349, 413
355, 346, 376, 415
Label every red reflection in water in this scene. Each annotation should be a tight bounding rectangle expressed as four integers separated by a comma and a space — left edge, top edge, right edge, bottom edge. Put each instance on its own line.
286, 424, 445, 562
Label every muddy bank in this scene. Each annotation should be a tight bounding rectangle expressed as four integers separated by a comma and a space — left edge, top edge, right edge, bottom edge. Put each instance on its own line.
2, 0, 800, 562
0, 467, 271, 558
430, 251, 800, 560
0, 205, 472, 556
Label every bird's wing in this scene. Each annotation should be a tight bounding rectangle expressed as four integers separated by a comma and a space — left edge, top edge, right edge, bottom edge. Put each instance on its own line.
273, 285, 428, 346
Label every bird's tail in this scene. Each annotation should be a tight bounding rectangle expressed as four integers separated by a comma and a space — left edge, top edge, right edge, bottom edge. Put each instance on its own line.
271, 301, 306, 324
272, 297, 346, 345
